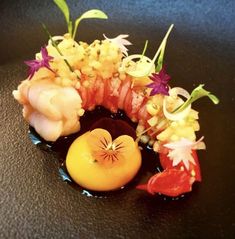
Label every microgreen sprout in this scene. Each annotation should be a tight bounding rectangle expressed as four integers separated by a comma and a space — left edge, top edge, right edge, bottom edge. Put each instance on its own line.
140, 40, 149, 60
41, 23, 80, 80
151, 24, 174, 73
174, 84, 219, 113
53, 0, 108, 39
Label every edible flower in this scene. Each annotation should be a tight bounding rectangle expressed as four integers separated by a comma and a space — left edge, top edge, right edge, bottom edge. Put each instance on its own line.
24, 47, 54, 79
103, 34, 132, 56
87, 128, 135, 164
164, 137, 205, 170
146, 67, 171, 96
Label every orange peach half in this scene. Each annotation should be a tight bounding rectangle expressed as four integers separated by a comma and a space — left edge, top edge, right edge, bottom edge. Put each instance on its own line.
66, 129, 142, 191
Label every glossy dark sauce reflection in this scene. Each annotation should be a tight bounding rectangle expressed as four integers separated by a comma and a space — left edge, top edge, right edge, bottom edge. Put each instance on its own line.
29, 106, 161, 197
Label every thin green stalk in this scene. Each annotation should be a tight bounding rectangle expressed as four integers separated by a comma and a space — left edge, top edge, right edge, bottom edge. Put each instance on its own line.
41, 23, 80, 80
140, 40, 148, 61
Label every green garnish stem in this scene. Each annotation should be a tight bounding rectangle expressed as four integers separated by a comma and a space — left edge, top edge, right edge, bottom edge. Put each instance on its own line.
140, 40, 149, 61
152, 24, 174, 72
42, 23, 80, 80
173, 84, 219, 114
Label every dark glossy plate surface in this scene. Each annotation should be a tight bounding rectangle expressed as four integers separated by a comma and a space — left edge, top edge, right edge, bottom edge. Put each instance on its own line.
0, 0, 234, 238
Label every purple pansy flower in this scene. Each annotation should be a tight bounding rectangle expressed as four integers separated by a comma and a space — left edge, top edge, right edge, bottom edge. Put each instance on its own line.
24, 47, 54, 79
146, 67, 171, 96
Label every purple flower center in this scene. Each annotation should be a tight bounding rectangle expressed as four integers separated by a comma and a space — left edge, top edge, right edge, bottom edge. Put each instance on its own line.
24, 47, 54, 79
146, 66, 171, 96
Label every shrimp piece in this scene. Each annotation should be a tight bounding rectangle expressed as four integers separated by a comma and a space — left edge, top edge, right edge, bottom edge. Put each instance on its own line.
29, 112, 63, 142
13, 78, 83, 141
13, 80, 31, 105
62, 117, 81, 136
28, 80, 63, 121
22, 104, 34, 121
51, 87, 82, 119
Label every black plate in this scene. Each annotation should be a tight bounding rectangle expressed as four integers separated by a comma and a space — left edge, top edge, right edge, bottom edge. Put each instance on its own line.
0, 0, 235, 238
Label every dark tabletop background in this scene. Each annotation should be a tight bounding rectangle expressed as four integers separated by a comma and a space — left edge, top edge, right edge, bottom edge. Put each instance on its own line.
0, 0, 235, 238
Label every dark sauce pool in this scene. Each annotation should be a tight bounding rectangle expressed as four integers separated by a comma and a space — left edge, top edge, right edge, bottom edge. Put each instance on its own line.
29, 106, 162, 198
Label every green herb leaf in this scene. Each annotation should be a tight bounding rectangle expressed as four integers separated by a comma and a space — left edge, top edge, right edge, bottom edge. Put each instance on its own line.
152, 24, 174, 72
53, 0, 71, 34
141, 40, 148, 57
156, 38, 167, 72
175, 84, 219, 113
68, 20, 73, 35
73, 9, 108, 39
140, 40, 148, 60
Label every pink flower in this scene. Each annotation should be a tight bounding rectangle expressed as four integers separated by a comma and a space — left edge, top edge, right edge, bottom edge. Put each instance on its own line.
24, 47, 54, 79
164, 137, 205, 170
103, 34, 132, 56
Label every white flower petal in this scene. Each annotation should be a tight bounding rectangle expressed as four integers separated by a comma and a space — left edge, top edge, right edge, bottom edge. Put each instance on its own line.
164, 138, 192, 149
118, 38, 132, 46
183, 158, 190, 170
165, 136, 205, 150
165, 138, 201, 170
103, 34, 132, 56
172, 155, 182, 166
188, 153, 196, 165
117, 34, 129, 38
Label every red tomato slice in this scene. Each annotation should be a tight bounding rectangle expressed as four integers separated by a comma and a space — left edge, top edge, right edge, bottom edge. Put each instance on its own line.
118, 77, 132, 110
137, 168, 195, 197
137, 99, 149, 123
86, 79, 98, 110
191, 150, 202, 182
103, 78, 120, 113
78, 86, 88, 109
159, 150, 202, 182
94, 77, 105, 106
124, 87, 133, 117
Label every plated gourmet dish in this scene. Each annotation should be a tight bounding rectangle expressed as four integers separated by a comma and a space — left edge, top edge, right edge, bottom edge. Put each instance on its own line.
13, 0, 219, 197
